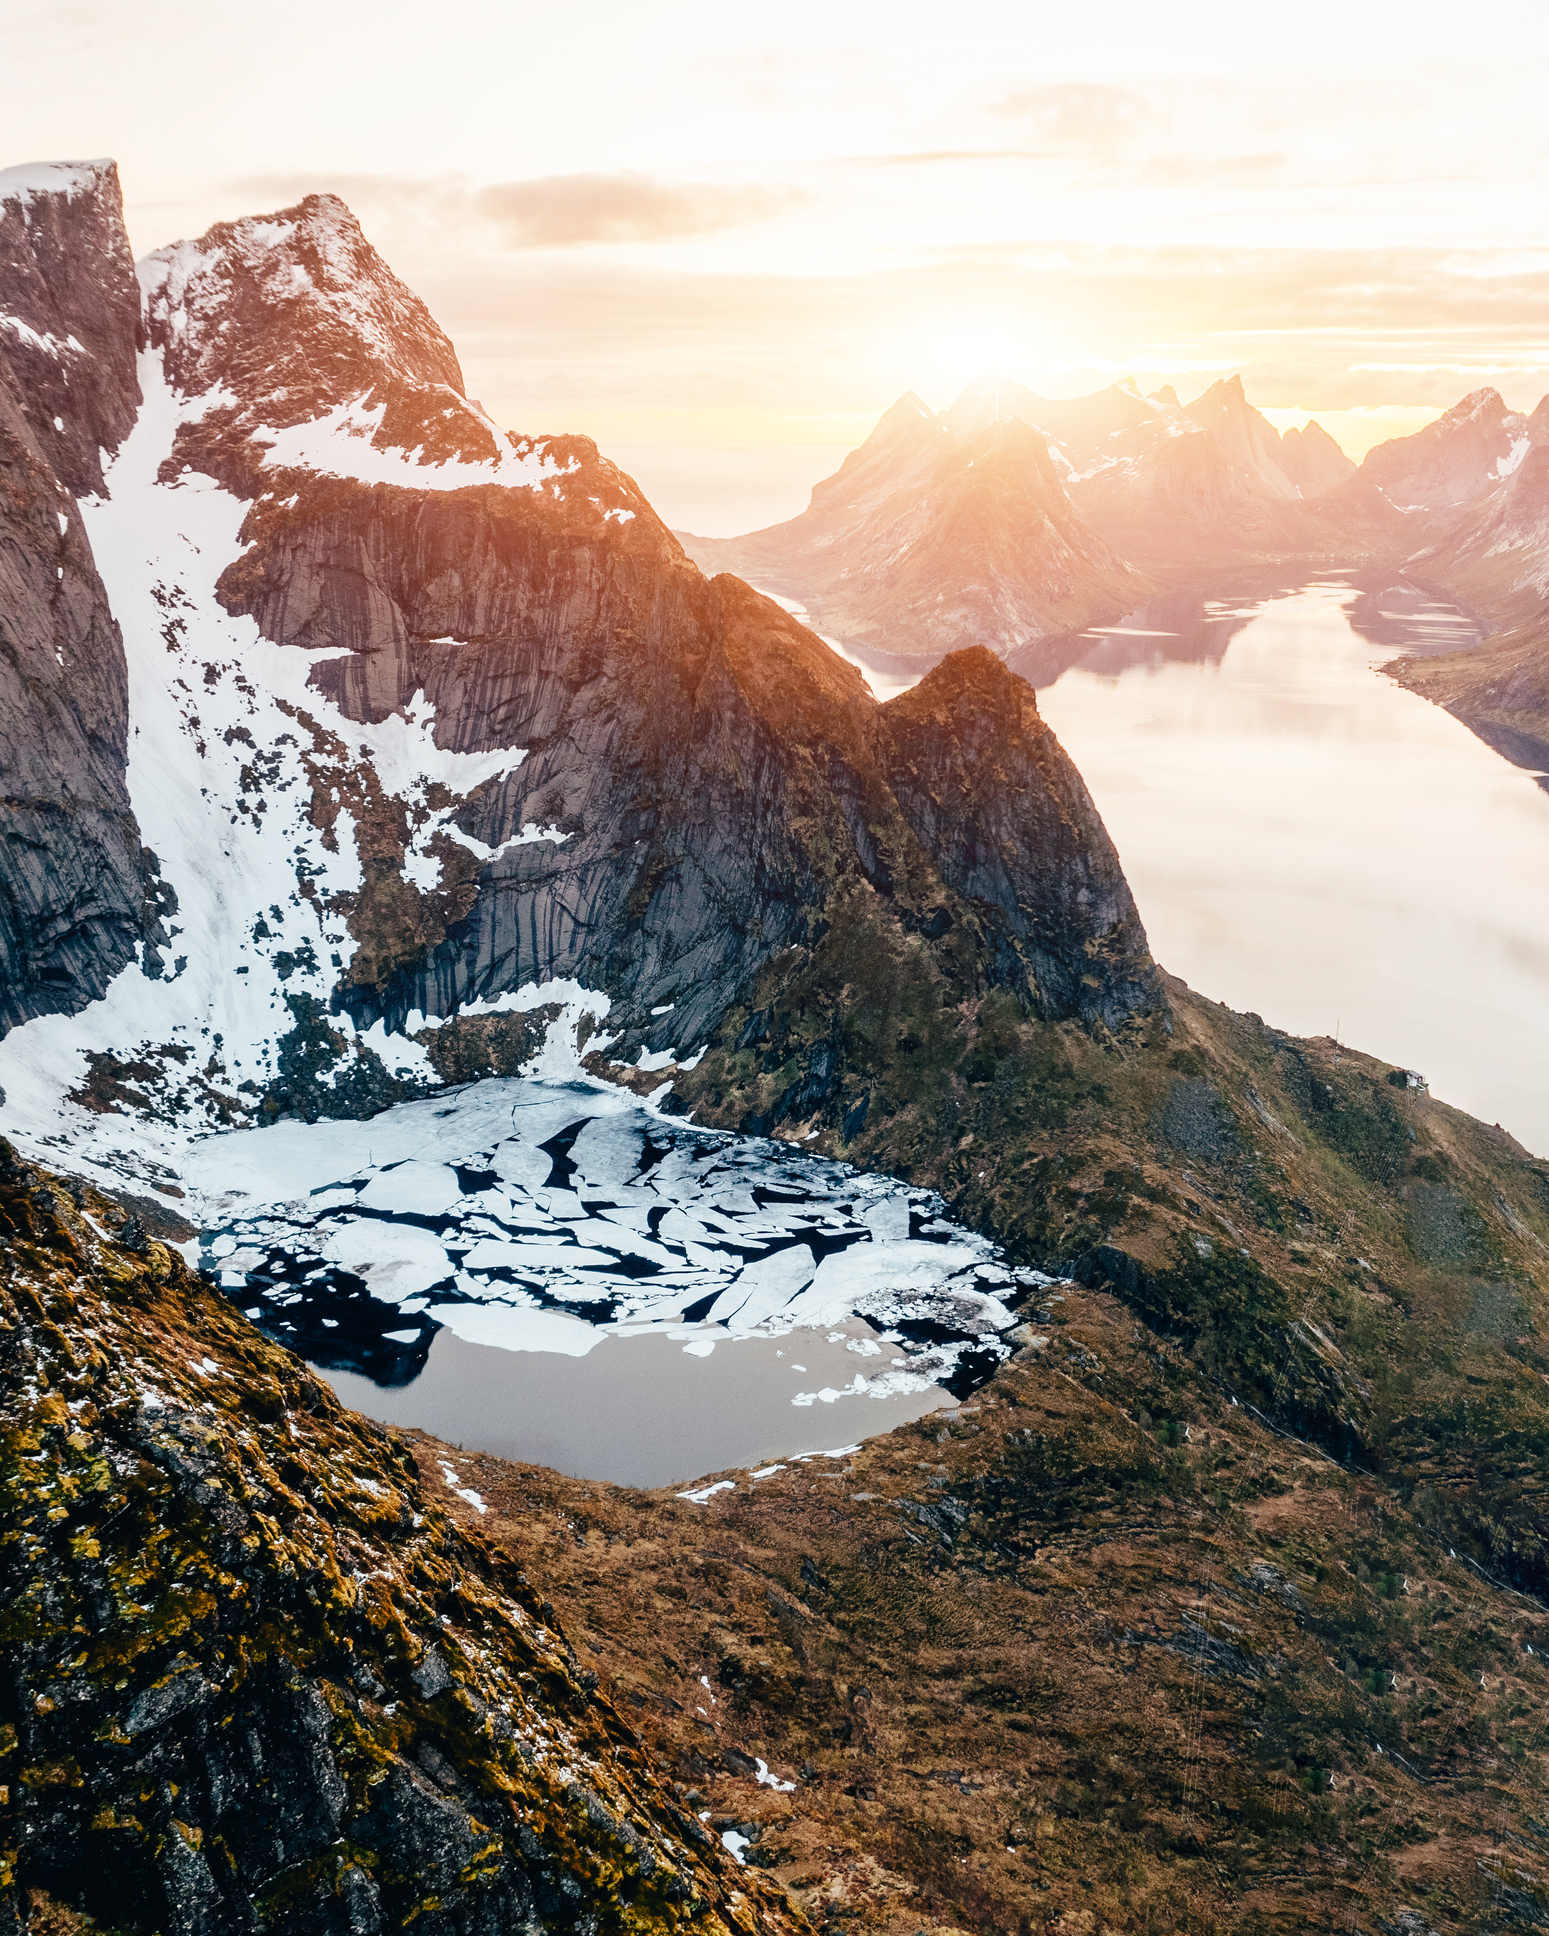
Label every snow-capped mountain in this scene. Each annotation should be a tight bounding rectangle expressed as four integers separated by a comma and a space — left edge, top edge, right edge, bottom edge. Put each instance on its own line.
1360, 387, 1533, 520
678, 391, 1148, 664
0, 159, 1158, 1205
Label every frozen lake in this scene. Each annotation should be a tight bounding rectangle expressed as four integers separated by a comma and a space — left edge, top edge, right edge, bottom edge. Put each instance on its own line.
188, 1077, 1045, 1484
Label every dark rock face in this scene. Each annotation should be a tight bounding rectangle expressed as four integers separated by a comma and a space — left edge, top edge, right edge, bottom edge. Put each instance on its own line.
128, 193, 1161, 1056
880, 649, 1156, 1028
219, 467, 1158, 1046
0, 164, 151, 1030
0, 160, 142, 495
0, 1141, 796, 1936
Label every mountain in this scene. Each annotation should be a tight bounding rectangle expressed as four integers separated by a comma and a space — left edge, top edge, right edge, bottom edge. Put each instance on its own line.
9, 155, 1549, 1936
1372, 395, 1549, 773
1360, 387, 1531, 518
1062, 375, 1405, 579
678, 392, 1148, 665
683, 378, 1404, 669
0, 166, 1156, 1205
1278, 417, 1358, 496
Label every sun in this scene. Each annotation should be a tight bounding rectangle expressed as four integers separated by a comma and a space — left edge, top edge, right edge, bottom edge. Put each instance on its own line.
910, 324, 1028, 401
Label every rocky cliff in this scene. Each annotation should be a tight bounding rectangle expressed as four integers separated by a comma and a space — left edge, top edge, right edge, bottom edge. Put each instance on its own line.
0, 168, 1160, 1194
0, 1135, 801, 1936
0, 161, 153, 1033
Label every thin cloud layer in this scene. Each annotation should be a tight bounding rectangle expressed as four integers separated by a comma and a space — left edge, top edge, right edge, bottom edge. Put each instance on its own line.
476, 174, 807, 247
228, 171, 805, 250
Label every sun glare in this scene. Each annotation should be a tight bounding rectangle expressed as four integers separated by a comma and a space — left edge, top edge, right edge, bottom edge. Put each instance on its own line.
917, 324, 1027, 399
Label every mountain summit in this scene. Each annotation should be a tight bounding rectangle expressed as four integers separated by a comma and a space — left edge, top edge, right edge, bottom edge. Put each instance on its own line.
679, 391, 1147, 663
0, 161, 1159, 1206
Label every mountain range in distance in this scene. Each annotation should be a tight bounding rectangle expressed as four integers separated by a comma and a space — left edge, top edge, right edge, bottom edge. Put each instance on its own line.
679, 370, 1549, 745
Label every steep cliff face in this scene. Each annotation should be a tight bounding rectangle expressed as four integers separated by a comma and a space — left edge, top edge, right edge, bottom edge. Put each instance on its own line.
0, 160, 142, 495
879, 649, 1155, 1028
678, 395, 1146, 665
0, 161, 152, 1033
0, 1137, 801, 1936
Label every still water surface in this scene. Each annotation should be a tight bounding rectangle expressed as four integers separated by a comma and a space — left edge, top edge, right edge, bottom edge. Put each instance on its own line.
1027, 578, 1549, 1155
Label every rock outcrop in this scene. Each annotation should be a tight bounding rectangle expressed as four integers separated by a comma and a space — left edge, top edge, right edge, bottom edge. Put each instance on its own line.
0, 161, 152, 1032
0, 1136, 800, 1936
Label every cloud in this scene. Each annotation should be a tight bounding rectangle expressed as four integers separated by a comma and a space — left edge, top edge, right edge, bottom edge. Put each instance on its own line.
226, 171, 806, 250
990, 83, 1154, 157
474, 175, 805, 248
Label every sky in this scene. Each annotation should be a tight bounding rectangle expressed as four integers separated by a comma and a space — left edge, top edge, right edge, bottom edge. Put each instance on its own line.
8, 0, 1549, 531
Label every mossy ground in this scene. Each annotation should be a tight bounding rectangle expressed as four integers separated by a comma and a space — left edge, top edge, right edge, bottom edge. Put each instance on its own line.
0, 1144, 800, 1936
416, 1282, 1549, 1935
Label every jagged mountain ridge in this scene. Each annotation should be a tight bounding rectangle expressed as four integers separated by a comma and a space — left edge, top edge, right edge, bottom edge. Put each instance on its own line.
678, 390, 1149, 664
0, 160, 1157, 1205
682, 376, 1406, 667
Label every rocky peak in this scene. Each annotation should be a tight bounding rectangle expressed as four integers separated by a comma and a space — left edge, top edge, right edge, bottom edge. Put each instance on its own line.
0, 157, 142, 494
1183, 376, 1299, 500
144, 193, 463, 408
1362, 386, 1529, 514
880, 648, 1158, 1028
141, 193, 575, 500
1278, 419, 1357, 499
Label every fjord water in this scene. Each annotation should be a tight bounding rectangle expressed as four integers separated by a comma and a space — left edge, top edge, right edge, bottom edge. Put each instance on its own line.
1031, 578, 1549, 1155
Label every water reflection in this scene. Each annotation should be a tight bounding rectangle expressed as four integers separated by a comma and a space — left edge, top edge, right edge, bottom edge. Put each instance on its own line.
1035, 578, 1549, 1155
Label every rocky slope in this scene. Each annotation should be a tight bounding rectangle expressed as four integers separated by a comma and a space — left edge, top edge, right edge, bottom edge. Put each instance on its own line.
0, 1135, 801, 1936
0, 161, 155, 1031
427, 1273, 1549, 1936
1361, 388, 1532, 521
678, 393, 1147, 664
0, 165, 1158, 1204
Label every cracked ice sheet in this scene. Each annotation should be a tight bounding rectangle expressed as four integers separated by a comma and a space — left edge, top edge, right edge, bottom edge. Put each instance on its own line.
189, 1073, 1038, 1372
